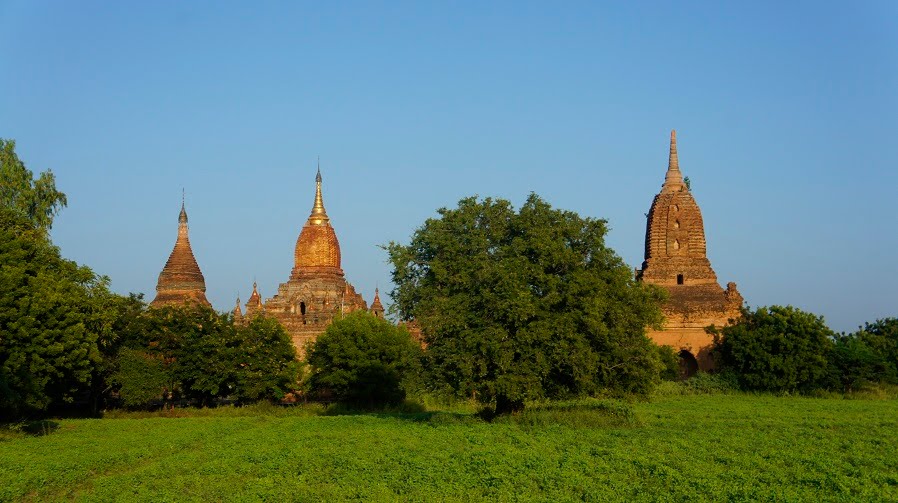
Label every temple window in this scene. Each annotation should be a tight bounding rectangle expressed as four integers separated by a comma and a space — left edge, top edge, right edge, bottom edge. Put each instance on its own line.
300, 301, 306, 316
677, 274, 684, 285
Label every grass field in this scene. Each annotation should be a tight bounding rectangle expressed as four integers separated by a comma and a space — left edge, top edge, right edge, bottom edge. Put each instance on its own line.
2, 393, 896, 502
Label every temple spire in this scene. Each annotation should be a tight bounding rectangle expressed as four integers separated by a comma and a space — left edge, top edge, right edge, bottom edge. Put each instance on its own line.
662, 129, 685, 192
179, 189, 188, 225
309, 162, 329, 225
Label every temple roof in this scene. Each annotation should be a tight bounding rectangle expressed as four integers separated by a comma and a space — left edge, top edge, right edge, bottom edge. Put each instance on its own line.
246, 282, 262, 308
293, 167, 343, 277
370, 288, 384, 313
150, 200, 210, 307
640, 130, 717, 288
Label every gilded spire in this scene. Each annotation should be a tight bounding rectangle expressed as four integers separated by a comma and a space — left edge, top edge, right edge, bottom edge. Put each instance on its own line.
308, 163, 329, 225
662, 129, 685, 192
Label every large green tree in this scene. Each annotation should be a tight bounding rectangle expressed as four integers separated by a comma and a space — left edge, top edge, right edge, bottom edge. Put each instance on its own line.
0, 208, 109, 416
0, 139, 67, 232
712, 306, 835, 392
387, 194, 665, 414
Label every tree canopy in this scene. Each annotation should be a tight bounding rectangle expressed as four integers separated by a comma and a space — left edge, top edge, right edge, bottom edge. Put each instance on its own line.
111, 306, 300, 408
0, 208, 109, 416
386, 194, 666, 413
712, 305, 835, 392
0, 139, 67, 232
306, 311, 423, 408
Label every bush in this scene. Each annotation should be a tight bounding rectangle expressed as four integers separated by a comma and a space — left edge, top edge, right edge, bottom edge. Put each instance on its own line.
110, 307, 299, 408
656, 345, 680, 381
853, 318, 898, 384
113, 348, 170, 408
830, 335, 892, 392
712, 306, 835, 393
306, 312, 423, 408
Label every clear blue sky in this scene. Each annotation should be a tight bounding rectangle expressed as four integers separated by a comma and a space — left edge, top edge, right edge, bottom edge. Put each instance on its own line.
2, 1, 896, 333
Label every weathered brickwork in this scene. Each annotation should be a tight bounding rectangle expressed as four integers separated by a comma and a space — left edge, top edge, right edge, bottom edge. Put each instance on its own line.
637, 131, 742, 373
150, 202, 211, 308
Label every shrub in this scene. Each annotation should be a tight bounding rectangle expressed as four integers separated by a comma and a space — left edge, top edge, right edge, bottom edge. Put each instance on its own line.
712, 306, 835, 393
656, 344, 680, 381
306, 312, 423, 408
853, 318, 898, 384
110, 307, 299, 408
112, 348, 170, 408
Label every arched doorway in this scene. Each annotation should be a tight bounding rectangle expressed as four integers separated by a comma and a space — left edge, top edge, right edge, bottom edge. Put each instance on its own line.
678, 350, 699, 379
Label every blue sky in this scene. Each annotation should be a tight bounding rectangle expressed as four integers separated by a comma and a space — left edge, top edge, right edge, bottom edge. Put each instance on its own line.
1, 1, 896, 332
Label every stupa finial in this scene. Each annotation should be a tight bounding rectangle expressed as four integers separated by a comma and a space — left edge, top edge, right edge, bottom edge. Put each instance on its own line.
662, 129, 685, 192
309, 162, 329, 224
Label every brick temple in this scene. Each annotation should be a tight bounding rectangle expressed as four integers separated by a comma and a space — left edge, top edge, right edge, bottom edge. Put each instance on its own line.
234, 168, 371, 355
637, 131, 743, 374
150, 199, 211, 308
150, 136, 743, 368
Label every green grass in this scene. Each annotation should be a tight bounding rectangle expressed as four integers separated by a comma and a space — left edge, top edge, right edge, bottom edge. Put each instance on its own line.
2, 394, 896, 502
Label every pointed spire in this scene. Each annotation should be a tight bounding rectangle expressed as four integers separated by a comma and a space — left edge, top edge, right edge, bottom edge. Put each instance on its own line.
179, 189, 188, 225
309, 162, 329, 225
246, 281, 263, 314
662, 129, 685, 192
370, 287, 384, 317
150, 194, 209, 308
234, 295, 243, 319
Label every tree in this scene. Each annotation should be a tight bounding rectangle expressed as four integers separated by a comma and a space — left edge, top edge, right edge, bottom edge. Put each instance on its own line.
230, 316, 299, 402
306, 311, 423, 408
854, 318, 898, 384
0, 208, 107, 416
386, 194, 666, 414
0, 139, 67, 232
830, 334, 892, 392
712, 306, 835, 392
109, 306, 300, 408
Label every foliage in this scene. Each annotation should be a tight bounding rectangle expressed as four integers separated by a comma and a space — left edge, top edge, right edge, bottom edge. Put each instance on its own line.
0, 209, 109, 417
0, 138, 67, 232
711, 305, 835, 392
853, 318, 898, 383
111, 306, 299, 408
655, 344, 680, 381
306, 311, 423, 408
1, 395, 897, 501
112, 348, 170, 408
653, 371, 740, 396
829, 319, 898, 392
386, 193, 666, 413
231, 316, 300, 402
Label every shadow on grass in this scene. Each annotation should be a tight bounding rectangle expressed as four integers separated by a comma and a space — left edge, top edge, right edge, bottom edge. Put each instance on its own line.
319, 398, 640, 429
1, 420, 60, 440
